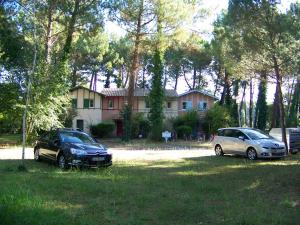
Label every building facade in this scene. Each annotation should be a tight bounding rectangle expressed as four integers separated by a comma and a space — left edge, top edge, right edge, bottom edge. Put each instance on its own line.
70, 86, 216, 135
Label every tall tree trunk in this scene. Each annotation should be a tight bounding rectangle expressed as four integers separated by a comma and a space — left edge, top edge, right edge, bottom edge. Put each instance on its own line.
198, 69, 202, 89
273, 56, 288, 153
61, 0, 80, 61
183, 64, 192, 90
220, 68, 229, 105
174, 70, 179, 90
71, 67, 77, 88
239, 81, 247, 126
128, 0, 143, 109
249, 78, 253, 127
45, 0, 55, 63
192, 66, 196, 89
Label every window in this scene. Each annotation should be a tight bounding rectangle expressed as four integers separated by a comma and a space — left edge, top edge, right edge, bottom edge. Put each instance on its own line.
72, 99, 77, 108
198, 101, 207, 111
108, 99, 114, 109
89, 99, 94, 108
217, 129, 224, 136
182, 101, 192, 110
83, 99, 94, 108
167, 102, 172, 109
224, 129, 234, 137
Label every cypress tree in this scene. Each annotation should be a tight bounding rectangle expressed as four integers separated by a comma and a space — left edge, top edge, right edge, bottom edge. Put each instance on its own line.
255, 71, 268, 130
287, 77, 300, 127
149, 48, 165, 140
149, 11, 165, 141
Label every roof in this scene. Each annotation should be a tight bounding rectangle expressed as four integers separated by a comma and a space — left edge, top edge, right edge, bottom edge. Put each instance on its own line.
101, 88, 178, 98
70, 86, 103, 95
178, 89, 218, 100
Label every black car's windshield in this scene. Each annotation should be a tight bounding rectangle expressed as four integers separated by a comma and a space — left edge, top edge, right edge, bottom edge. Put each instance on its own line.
242, 129, 273, 140
60, 131, 95, 144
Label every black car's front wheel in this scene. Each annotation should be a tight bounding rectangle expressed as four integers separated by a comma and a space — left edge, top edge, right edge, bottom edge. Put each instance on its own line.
215, 145, 224, 156
58, 154, 69, 169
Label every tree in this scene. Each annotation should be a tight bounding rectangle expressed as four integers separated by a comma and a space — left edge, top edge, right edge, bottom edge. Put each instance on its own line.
228, 0, 300, 151
254, 71, 268, 130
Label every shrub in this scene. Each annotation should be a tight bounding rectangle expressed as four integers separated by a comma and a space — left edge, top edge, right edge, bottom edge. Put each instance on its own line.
131, 113, 150, 138
175, 125, 192, 139
90, 122, 115, 138
202, 104, 233, 135
173, 110, 200, 139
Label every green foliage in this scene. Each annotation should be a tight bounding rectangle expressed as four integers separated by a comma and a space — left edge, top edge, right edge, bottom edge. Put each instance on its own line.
173, 110, 199, 139
149, 49, 165, 141
203, 104, 233, 135
255, 76, 268, 130
90, 122, 115, 138
175, 125, 192, 139
0, 83, 22, 133
131, 113, 150, 138
287, 78, 300, 127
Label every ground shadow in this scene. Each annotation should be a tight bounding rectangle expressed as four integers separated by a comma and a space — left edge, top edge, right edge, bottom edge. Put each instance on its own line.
0, 155, 299, 225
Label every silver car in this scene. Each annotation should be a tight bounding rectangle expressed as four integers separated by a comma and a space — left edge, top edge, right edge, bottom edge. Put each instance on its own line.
213, 128, 286, 160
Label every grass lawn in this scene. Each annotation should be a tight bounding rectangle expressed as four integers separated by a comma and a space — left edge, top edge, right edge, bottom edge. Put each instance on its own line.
0, 134, 21, 147
100, 138, 212, 150
0, 155, 299, 225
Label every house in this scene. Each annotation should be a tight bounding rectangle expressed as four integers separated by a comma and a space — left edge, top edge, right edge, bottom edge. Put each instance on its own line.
70, 86, 103, 133
178, 90, 218, 117
101, 88, 178, 136
69, 86, 178, 135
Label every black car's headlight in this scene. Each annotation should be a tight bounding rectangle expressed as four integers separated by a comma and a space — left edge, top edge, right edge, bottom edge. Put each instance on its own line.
70, 148, 87, 155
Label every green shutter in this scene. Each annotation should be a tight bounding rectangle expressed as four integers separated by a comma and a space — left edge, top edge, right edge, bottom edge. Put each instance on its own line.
84, 99, 89, 108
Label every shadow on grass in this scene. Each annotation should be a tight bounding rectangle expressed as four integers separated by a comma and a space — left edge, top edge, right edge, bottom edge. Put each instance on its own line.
0, 155, 299, 225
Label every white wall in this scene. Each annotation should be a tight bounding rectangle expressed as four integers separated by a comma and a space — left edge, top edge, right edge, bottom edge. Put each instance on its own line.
70, 88, 102, 134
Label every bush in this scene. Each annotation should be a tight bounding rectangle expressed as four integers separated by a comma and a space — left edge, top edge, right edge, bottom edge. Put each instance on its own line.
173, 110, 199, 139
175, 125, 192, 139
202, 104, 233, 135
90, 122, 115, 138
131, 113, 150, 138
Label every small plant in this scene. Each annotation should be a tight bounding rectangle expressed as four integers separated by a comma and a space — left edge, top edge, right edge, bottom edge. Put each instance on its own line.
131, 113, 150, 138
175, 125, 192, 139
90, 122, 115, 138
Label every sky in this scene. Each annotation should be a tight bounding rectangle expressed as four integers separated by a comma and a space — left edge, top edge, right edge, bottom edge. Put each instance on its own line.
103, 0, 298, 103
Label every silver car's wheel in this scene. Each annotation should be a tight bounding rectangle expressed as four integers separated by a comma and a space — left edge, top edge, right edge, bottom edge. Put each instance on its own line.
247, 148, 257, 160
34, 148, 40, 161
58, 154, 67, 169
215, 145, 223, 156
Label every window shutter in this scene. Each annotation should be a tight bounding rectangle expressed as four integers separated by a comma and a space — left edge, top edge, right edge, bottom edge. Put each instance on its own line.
84, 99, 89, 108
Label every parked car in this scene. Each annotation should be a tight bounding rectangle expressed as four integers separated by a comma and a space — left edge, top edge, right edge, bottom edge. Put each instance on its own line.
34, 128, 112, 169
213, 127, 286, 160
269, 128, 299, 154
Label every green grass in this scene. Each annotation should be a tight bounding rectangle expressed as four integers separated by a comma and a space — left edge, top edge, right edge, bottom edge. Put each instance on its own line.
101, 138, 212, 150
0, 134, 21, 147
0, 155, 299, 225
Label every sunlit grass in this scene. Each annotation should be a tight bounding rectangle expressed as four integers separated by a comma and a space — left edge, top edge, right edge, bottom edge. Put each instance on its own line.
0, 155, 299, 225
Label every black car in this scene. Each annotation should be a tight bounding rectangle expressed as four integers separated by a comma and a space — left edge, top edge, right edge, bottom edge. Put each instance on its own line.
34, 128, 112, 169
